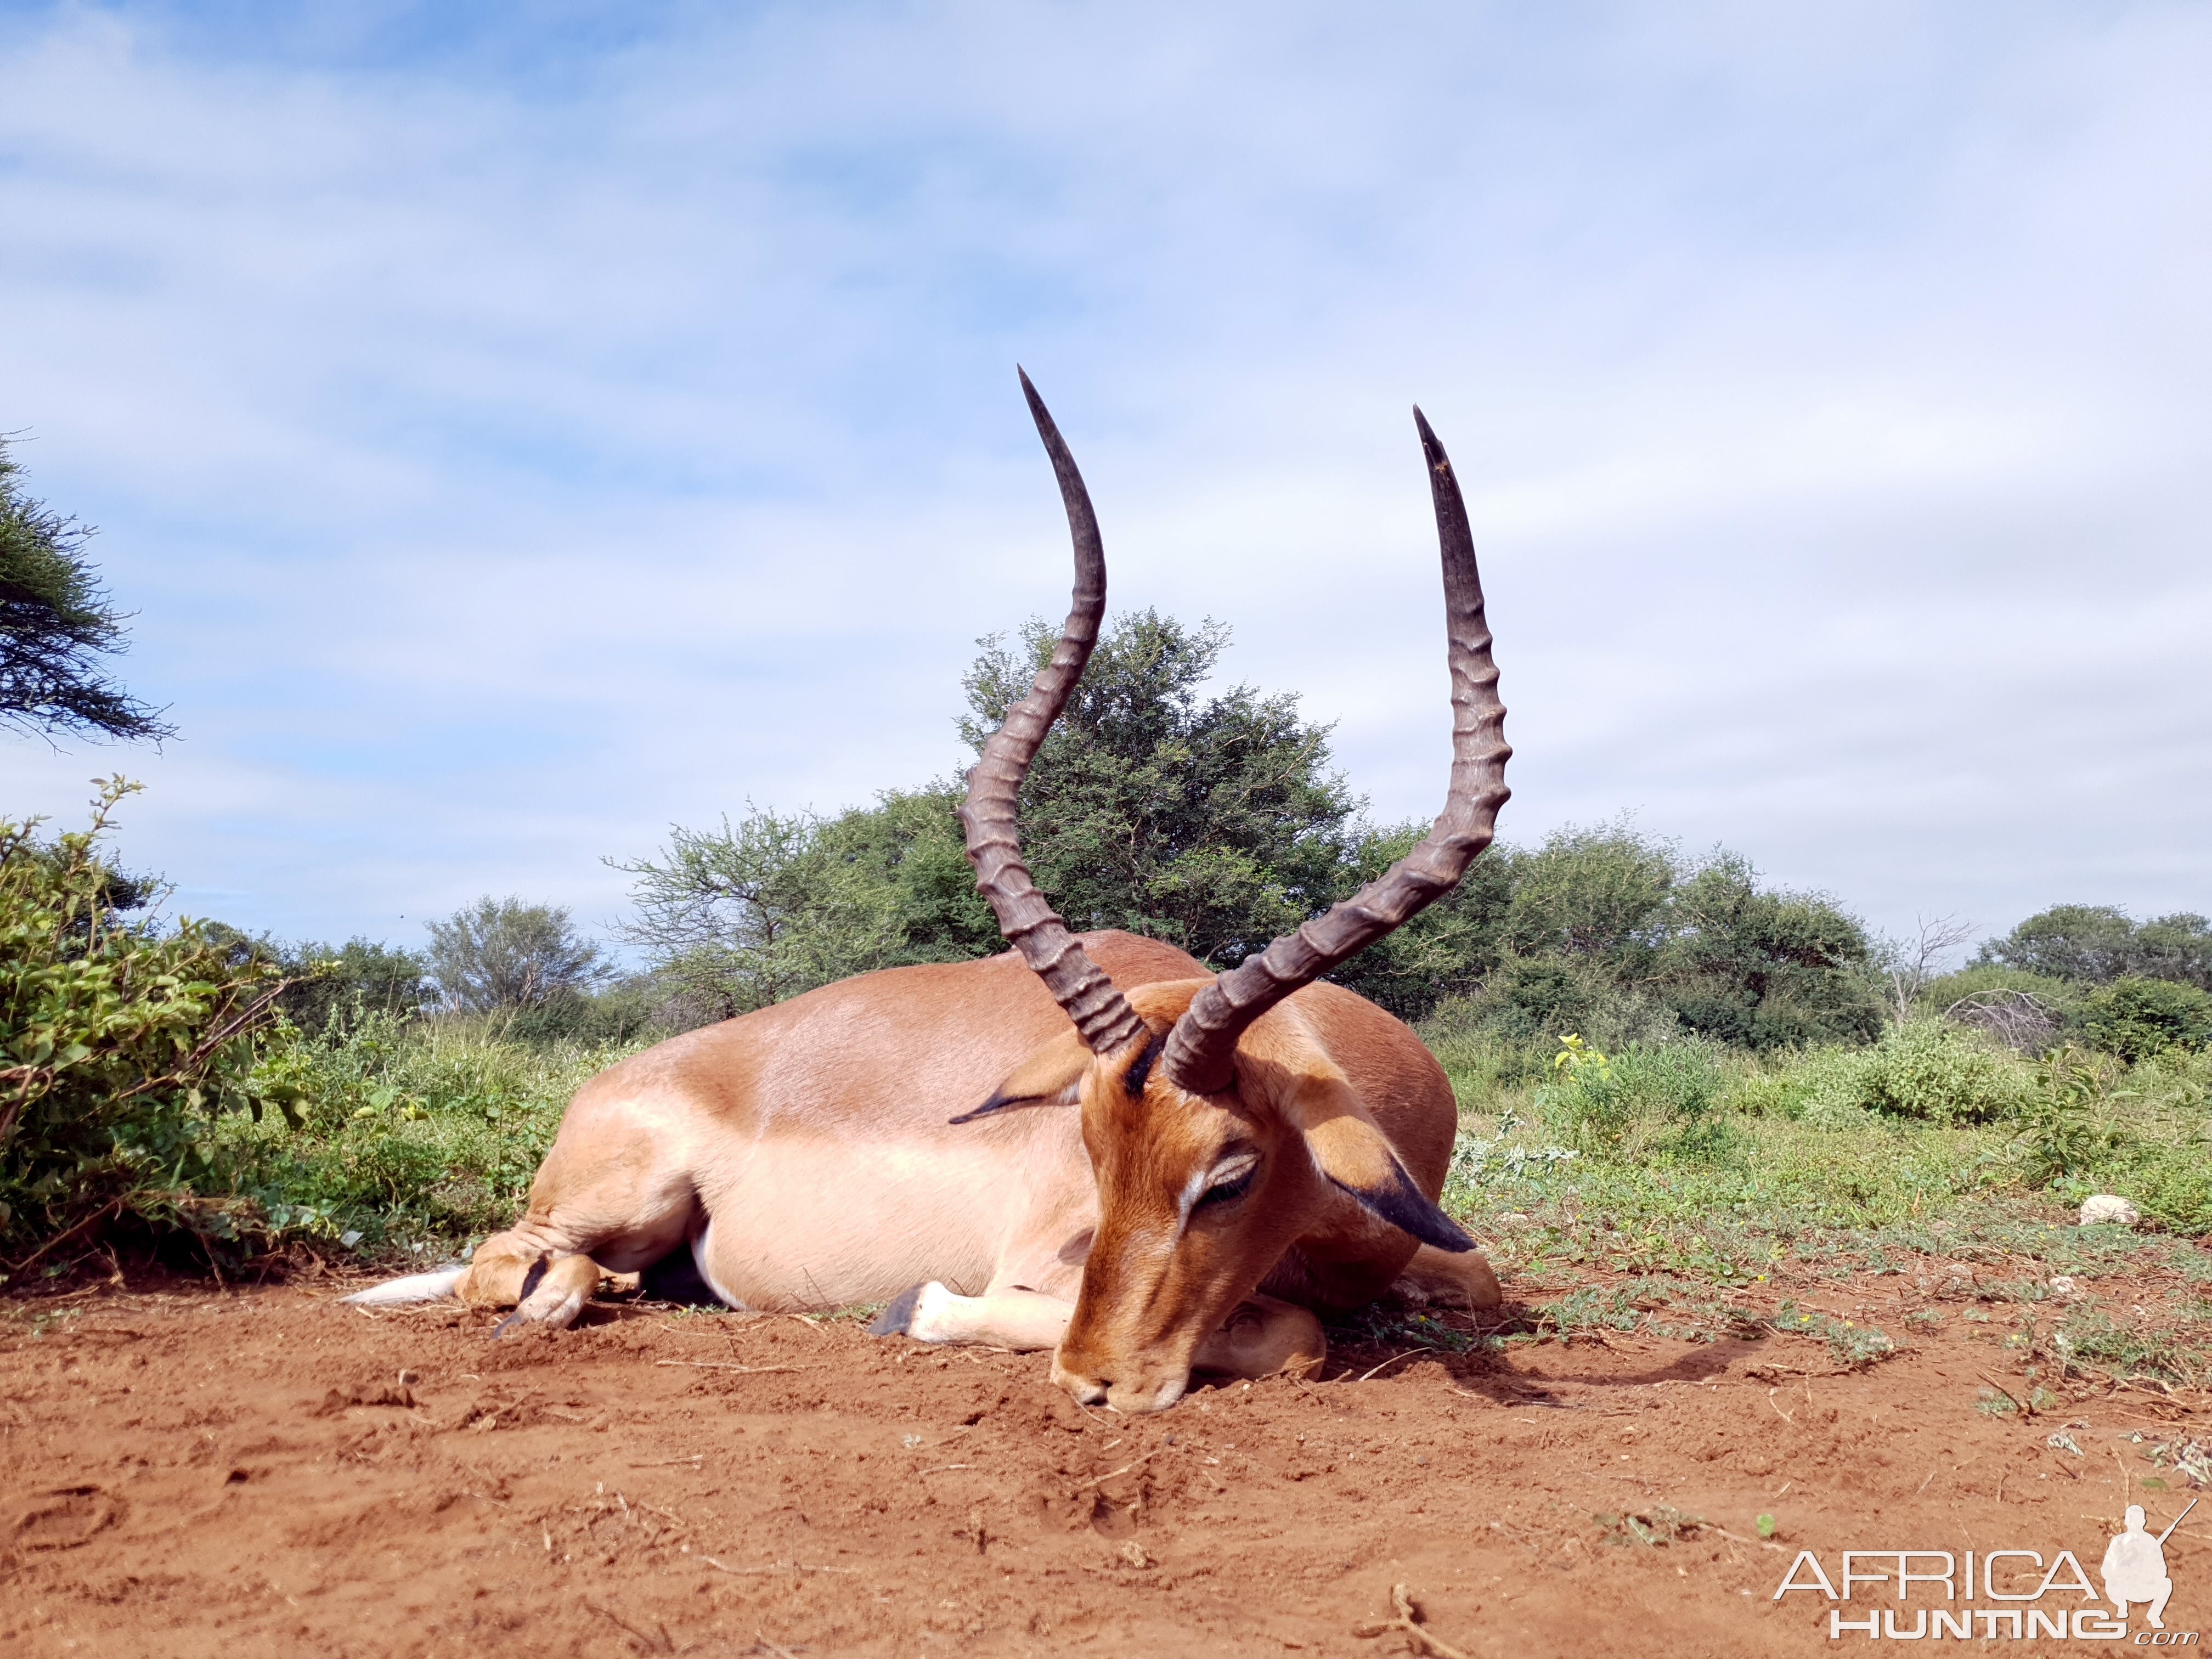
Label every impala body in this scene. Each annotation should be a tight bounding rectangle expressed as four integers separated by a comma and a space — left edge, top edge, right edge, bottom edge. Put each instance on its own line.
349, 371, 1512, 1413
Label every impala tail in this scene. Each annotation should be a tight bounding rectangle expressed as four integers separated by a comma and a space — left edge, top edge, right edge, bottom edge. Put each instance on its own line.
341, 1265, 467, 1306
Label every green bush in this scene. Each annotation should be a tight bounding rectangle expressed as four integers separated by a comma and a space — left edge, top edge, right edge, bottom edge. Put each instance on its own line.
1434, 953, 1681, 1052
2010, 1046, 2129, 1186
1537, 1035, 1729, 1154
1724, 1022, 2033, 1127
212, 1008, 641, 1248
1922, 963, 2075, 1013
1857, 1021, 2034, 1124
2074, 976, 2212, 1063
1654, 857, 1886, 1051
1, 781, 292, 1258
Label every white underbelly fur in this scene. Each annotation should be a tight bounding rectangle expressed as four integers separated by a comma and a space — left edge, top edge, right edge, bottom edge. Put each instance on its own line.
687, 1120, 1093, 1311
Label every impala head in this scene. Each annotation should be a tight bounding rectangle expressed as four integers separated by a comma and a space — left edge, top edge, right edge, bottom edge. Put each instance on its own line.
958, 369, 1511, 1412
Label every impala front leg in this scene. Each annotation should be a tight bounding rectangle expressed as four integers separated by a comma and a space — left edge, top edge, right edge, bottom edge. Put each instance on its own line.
868, 1284, 1074, 1351
871, 1284, 1323, 1383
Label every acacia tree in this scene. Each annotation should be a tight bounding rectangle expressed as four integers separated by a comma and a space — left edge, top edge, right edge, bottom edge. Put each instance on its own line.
0, 438, 174, 743
958, 610, 1358, 967
614, 611, 1360, 1018
425, 898, 610, 1014
611, 808, 911, 1020
1978, 905, 2212, 990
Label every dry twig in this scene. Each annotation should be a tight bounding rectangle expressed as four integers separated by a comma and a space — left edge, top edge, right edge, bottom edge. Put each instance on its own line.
583, 1599, 674, 1654
1353, 1347, 1433, 1384
1979, 1374, 2034, 1418
653, 1360, 812, 1373
1073, 1447, 1166, 1490
1351, 1584, 1470, 1659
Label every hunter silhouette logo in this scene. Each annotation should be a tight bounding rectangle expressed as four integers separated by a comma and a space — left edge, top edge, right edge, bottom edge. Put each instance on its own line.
2107, 1500, 2194, 1631
1773, 1498, 2199, 1642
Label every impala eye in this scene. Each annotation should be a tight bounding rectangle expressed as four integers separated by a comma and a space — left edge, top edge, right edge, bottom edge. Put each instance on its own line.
1196, 1160, 1259, 1209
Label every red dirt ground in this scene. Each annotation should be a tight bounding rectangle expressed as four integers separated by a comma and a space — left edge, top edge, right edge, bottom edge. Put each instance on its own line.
3, 1266, 2205, 1657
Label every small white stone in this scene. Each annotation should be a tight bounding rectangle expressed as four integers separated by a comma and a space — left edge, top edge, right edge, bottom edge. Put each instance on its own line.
2047, 1276, 2080, 1300
2078, 1194, 2140, 1227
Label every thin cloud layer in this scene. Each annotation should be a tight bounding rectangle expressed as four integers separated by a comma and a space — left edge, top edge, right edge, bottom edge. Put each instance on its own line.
3, 2, 2206, 954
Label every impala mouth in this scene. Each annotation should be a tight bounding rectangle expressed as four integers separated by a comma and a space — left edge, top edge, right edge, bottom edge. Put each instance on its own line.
1051, 1357, 1192, 1414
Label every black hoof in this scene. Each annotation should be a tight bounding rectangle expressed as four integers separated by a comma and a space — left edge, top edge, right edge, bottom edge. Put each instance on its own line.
867, 1283, 926, 1338
490, 1256, 550, 1338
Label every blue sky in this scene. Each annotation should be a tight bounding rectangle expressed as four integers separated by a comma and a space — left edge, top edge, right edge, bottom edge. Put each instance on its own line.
4, 1, 2208, 960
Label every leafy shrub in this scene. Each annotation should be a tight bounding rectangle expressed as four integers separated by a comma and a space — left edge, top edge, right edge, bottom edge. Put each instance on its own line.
1653, 857, 1886, 1051
427, 896, 611, 1014
2073, 976, 2212, 1063
2011, 1046, 2129, 1184
1857, 1022, 2034, 1124
281, 938, 430, 1034
1728, 1023, 2033, 1127
214, 1008, 641, 1246
1496, 822, 1674, 963
1614, 1042, 1725, 1122
1923, 963, 2075, 1011
1538, 1034, 1729, 1154
1, 781, 293, 1256
1436, 953, 1680, 1052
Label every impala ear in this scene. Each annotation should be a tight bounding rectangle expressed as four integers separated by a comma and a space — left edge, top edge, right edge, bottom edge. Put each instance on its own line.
952, 1026, 1091, 1124
1283, 1079, 1474, 1253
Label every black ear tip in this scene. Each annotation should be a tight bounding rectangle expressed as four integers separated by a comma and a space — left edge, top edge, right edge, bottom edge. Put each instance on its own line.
948, 1091, 1011, 1126
1328, 1163, 1476, 1252
1421, 1215, 1477, 1254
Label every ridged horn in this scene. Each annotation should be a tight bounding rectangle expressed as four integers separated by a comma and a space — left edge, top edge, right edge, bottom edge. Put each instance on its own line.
957, 370, 1148, 1056
1161, 407, 1511, 1094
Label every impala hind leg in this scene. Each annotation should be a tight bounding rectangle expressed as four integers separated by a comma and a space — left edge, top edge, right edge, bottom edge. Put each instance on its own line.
1189, 1294, 1325, 1380
1391, 1241, 1502, 1311
464, 1251, 605, 1335
454, 1095, 697, 1332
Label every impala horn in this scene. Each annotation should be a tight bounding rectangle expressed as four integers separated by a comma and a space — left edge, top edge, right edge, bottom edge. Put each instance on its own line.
1160, 408, 1511, 1095
958, 370, 1149, 1057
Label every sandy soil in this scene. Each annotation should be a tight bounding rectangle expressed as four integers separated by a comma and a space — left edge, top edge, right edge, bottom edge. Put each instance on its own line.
3, 1264, 2205, 1658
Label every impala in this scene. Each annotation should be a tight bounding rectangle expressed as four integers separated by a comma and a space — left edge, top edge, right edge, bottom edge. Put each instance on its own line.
350, 372, 1512, 1413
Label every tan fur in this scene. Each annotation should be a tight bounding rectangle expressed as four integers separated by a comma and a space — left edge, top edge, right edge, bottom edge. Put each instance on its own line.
386, 930, 1494, 1413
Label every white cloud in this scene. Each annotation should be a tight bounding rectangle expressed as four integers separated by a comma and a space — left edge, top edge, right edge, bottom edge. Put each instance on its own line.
2, 1, 2207, 955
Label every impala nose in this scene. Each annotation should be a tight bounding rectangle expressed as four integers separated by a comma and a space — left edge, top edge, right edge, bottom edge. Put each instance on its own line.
1053, 1358, 1189, 1414
1051, 1358, 1111, 1407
